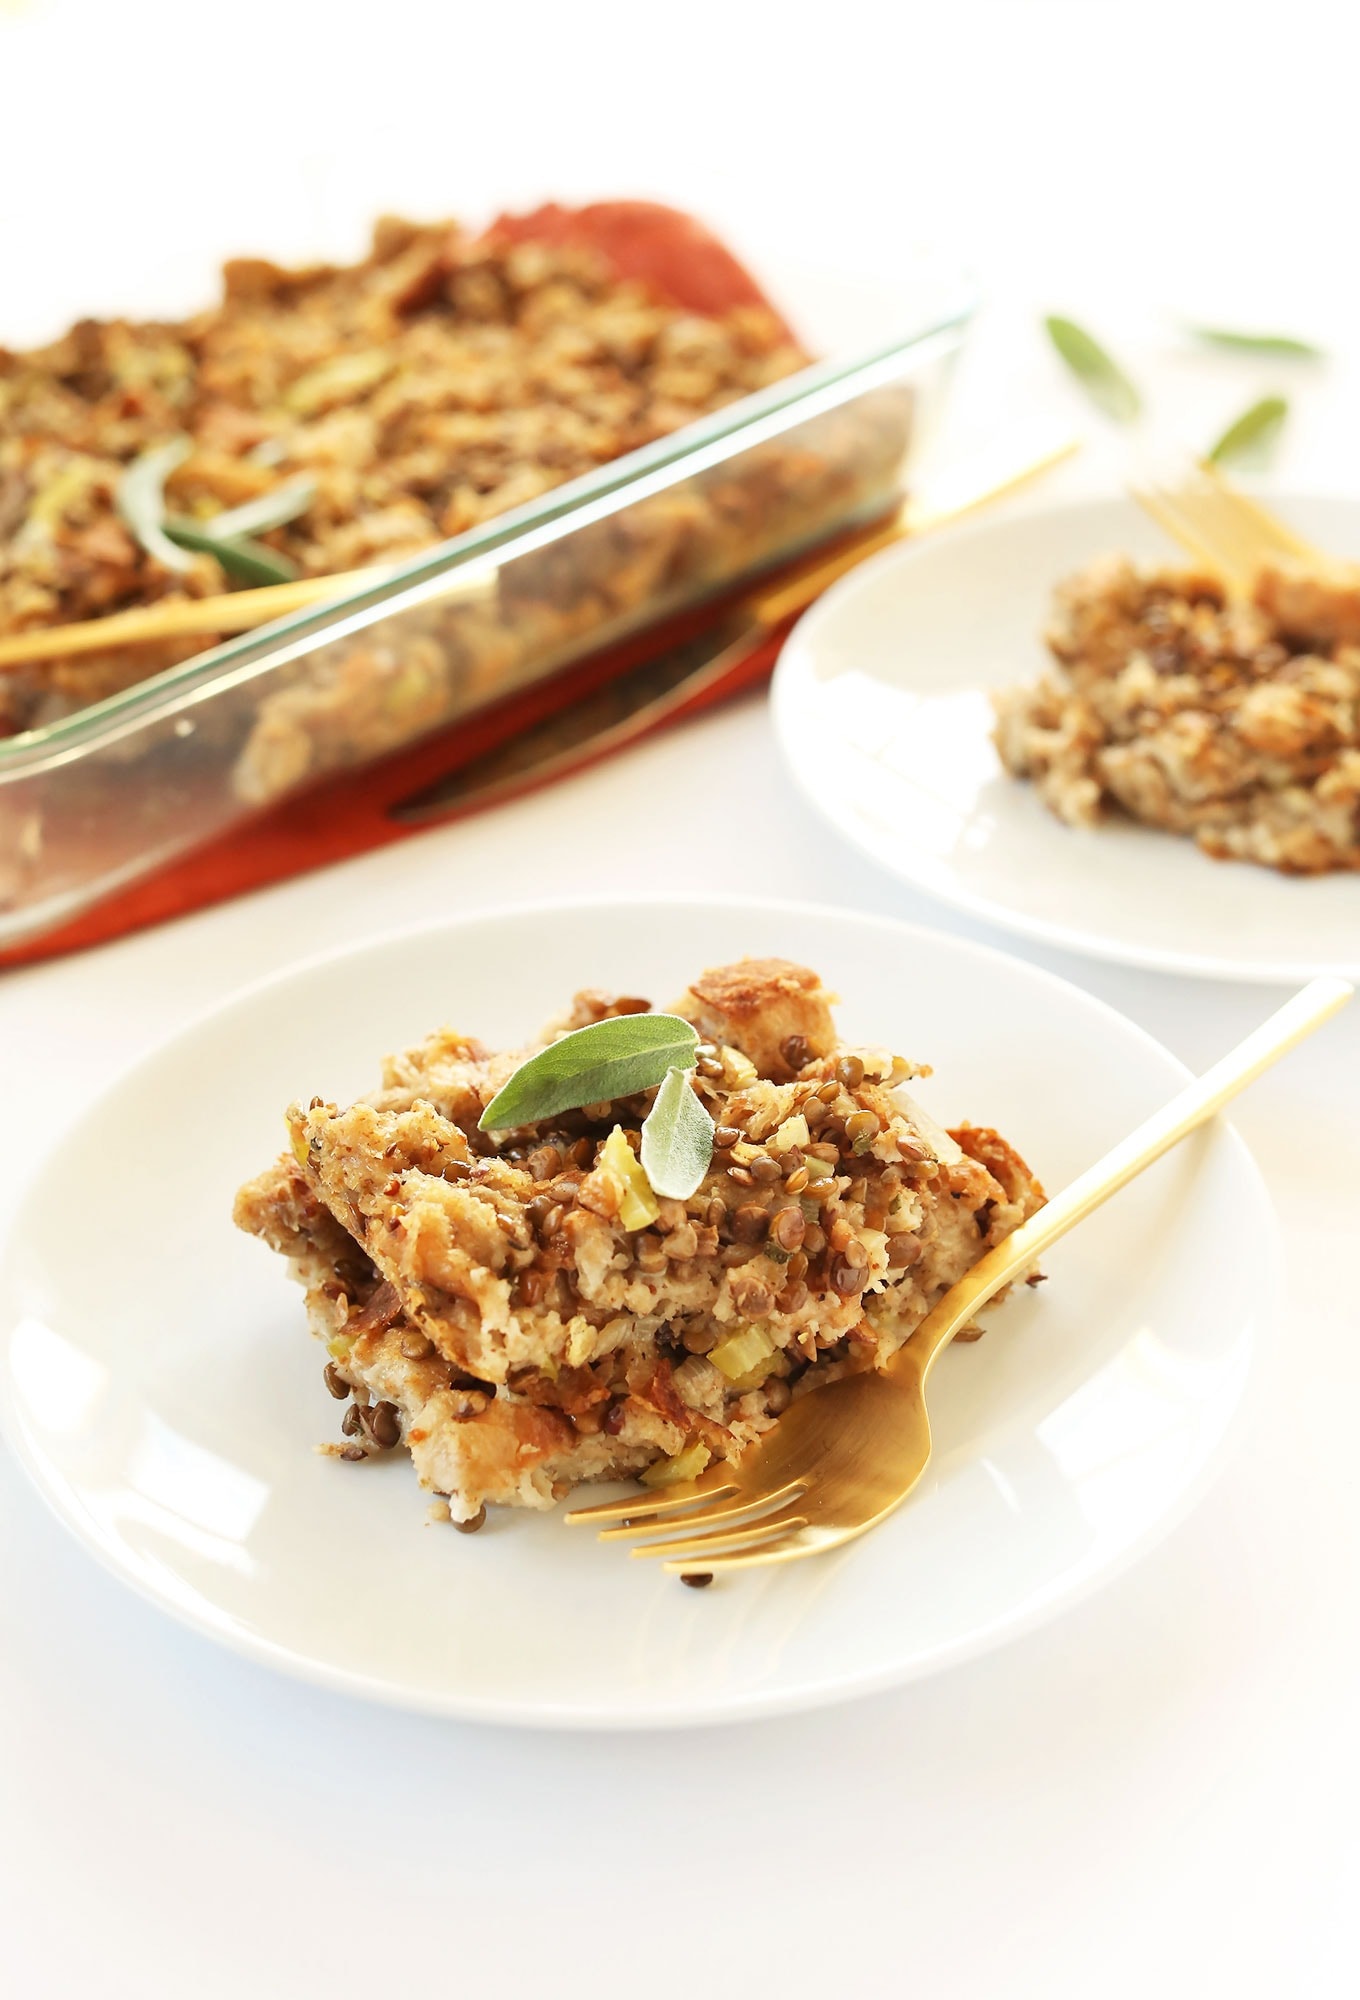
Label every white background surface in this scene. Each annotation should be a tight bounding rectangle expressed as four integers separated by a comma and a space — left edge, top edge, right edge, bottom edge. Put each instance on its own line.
1, 2, 1357, 1994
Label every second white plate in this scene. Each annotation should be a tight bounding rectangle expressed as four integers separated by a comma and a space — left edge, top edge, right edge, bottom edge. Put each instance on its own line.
773, 492, 1360, 981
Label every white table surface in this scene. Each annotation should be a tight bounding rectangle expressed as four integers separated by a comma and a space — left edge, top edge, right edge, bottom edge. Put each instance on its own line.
2, 4, 1358, 1995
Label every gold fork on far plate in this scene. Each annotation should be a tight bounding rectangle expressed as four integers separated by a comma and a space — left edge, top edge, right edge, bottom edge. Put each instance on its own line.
566, 978, 1351, 1577
1129, 458, 1327, 587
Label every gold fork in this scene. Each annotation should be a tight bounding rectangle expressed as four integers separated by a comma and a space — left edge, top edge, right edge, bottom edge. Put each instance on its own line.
1129, 458, 1325, 588
566, 977, 1351, 1577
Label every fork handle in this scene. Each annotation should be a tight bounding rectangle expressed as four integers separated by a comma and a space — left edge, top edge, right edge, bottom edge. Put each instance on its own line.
903, 976, 1353, 1378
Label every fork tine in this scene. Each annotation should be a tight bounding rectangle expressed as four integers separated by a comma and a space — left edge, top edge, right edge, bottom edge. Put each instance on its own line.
665, 1529, 833, 1575
598, 1478, 807, 1542
1181, 468, 1290, 577
1129, 480, 1247, 585
627, 1505, 811, 1562
562, 1477, 738, 1528
1197, 460, 1318, 562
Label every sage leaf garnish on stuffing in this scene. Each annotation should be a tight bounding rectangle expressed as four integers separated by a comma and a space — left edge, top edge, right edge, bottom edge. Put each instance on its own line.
1206, 395, 1289, 470
162, 516, 298, 585
640, 1065, 715, 1199
1043, 315, 1142, 423
205, 476, 315, 540
480, 1014, 699, 1131
1188, 326, 1323, 361
116, 438, 196, 574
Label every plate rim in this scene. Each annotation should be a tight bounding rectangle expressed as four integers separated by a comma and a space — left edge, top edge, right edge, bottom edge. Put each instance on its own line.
0, 894, 1283, 1728
772, 490, 1360, 985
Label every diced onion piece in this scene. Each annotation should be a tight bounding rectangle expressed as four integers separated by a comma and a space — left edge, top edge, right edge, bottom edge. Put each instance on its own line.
640, 1442, 711, 1487
601, 1125, 660, 1229
709, 1325, 775, 1383
890, 1089, 961, 1164
326, 1332, 355, 1359
772, 1113, 810, 1153
722, 1047, 757, 1087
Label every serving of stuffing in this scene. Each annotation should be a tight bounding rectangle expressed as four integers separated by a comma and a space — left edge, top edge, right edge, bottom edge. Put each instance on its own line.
234, 958, 1044, 1527
992, 554, 1360, 873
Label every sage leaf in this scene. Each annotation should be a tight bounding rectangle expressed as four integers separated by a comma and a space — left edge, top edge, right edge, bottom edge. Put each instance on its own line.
1188, 326, 1323, 361
480, 1013, 698, 1131
1206, 395, 1289, 469
163, 517, 298, 585
116, 438, 196, 574
640, 1065, 715, 1199
1043, 316, 1142, 423
206, 476, 316, 540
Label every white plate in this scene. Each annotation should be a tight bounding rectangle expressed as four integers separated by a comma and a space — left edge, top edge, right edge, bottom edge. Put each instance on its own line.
0, 899, 1275, 1729
772, 493, 1360, 982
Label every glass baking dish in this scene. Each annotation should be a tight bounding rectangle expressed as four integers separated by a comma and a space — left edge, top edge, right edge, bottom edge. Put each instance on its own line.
0, 279, 973, 946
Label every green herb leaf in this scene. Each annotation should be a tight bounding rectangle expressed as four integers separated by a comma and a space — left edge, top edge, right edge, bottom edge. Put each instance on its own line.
116, 439, 196, 574
163, 517, 298, 585
640, 1066, 715, 1199
479, 1013, 698, 1131
1206, 395, 1289, 469
1188, 326, 1323, 360
206, 476, 316, 540
1043, 315, 1142, 423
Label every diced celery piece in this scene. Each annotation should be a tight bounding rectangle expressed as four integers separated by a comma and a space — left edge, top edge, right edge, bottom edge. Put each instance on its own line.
709, 1325, 775, 1382
601, 1124, 660, 1229
640, 1441, 711, 1488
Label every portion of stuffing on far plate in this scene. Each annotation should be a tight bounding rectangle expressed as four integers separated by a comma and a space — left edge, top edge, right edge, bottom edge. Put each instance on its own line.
234, 958, 1044, 1528
993, 554, 1360, 873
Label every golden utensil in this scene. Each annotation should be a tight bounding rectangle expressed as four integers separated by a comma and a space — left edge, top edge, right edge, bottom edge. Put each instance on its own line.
1129, 458, 1327, 587
0, 437, 1078, 678
393, 435, 1082, 823
567, 976, 1352, 1576
0, 565, 401, 672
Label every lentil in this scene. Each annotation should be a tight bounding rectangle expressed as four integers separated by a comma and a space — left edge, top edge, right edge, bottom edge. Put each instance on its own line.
845, 1110, 879, 1148
749, 1154, 782, 1184
680, 1571, 714, 1588
732, 1202, 769, 1241
602, 1402, 627, 1435
831, 1254, 869, 1296
340, 1445, 368, 1462
764, 1377, 793, 1414
713, 1125, 743, 1151
775, 1280, 808, 1314
781, 1034, 811, 1070
732, 1276, 774, 1318
454, 1505, 488, 1534
526, 1144, 562, 1181
887, 1233, 923, 1267
365, 1400, 402, 1449
769, 1205, 806, 1253
784, 1163, 811, 1194
836, 1055, 866, 1089
341, 1403, 364, 1437
817, 1080, 841, 1103
682, 1324, 717, 1355
323, 1361, 350, 1399
727, 1165, 755, 1188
